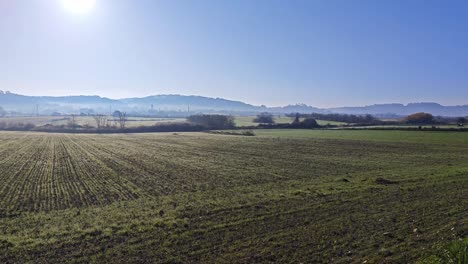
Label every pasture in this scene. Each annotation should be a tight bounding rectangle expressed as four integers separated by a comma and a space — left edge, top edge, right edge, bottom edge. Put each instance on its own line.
0, 130, 466, 263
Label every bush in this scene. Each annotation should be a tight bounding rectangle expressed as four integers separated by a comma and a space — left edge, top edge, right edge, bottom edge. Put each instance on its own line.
0, 122, 36, 131
207, 130, 255, 136
285, 117, 320, 129
300, 117, 319, 128
187, 114, 235, 129
253, 113, 275, 124
405, 112, 434, 124
242, 130, 256, 136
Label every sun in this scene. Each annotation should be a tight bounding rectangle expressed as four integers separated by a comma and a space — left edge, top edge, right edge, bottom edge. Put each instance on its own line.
61, 0, 96, 15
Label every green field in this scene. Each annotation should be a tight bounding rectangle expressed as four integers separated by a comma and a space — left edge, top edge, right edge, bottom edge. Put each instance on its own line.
0, 130, 466, 263
254, 129, 468, 144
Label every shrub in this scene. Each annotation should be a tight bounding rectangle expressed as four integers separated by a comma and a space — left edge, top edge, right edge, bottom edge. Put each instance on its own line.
405, 112, 434, 124
207, 130, 255, 136
0, 122, 36, 131
187, 114, 235, 129
287, 117, 319, 129
242, 130, 256, 136
457, 117, 466, 126
300, 117, 319, 128
253, 112, 275, 124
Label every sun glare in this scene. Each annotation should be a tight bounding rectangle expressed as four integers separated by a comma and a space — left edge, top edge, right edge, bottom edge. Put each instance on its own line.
61, 0, 96, 15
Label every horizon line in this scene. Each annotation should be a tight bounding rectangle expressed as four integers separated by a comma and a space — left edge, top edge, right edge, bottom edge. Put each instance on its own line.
1, 90, 467, 109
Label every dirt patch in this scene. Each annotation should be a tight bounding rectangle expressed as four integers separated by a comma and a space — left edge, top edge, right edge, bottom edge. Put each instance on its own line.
375, 177, 399, 185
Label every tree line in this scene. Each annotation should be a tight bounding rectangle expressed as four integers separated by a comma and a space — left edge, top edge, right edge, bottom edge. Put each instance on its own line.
405, 112, 467, 126
0, 109, 467, 133
286, 112, 378, 124
252, 112, 320, 129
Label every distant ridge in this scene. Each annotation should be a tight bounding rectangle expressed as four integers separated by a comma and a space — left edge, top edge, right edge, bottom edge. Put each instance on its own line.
329, 102, 468, 117
0, 91, 467, 117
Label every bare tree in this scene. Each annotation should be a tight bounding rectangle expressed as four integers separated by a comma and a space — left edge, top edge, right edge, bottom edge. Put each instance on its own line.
0, 106, 6, 117
83, 121, 92, 129
93, 114, 108, 129
117, 112, 127, 129
457, 117, 466, 127
67, 114, 77, 129
292, 113, 301, 125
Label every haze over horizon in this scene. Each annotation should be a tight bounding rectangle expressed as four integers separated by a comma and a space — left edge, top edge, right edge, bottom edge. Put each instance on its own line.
2, 90, 468, 109
2, 0, 468, 108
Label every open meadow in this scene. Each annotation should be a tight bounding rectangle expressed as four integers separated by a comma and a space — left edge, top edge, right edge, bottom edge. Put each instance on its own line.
0, 130, 466, 263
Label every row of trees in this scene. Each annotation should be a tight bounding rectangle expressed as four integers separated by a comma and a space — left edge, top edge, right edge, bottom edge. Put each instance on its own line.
286, 112, 377, 124
283, 112, 467, 126
187, 114, 235, 129
404, 112, 467, 126
290, 113, 320, 128
65, 112, 128, 130
92, 112, 128, 129
252, 112, 320, 129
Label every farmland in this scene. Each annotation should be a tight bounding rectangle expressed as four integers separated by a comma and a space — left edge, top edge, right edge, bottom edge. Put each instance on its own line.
0, 116, 185, 128
0, 115, 346, 129
0, 130, 466, 263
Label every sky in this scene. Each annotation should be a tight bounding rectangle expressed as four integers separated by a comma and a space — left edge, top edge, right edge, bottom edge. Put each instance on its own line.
1, 0, 468, 107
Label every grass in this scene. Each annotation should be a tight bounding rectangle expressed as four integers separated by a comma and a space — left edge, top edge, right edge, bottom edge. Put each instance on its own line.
346, 124, 465, 129
254, 129, 468, 144
420, 238, 467, 264
0, 130, 466, 263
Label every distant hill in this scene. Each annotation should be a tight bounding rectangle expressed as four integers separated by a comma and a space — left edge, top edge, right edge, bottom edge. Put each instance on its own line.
0, 91, 261, 115
0, 91, 467, 117
269, 104, 323, 114
329, 103, 468, 117
120, 95, 260, 112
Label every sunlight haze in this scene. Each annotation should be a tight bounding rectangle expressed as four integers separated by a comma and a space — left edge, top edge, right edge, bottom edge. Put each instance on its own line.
1, 0, 468, 107
60, 0, 97, 15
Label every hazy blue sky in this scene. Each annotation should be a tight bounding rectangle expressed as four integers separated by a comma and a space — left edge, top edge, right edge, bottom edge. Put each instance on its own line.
1, 0, 468, 107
